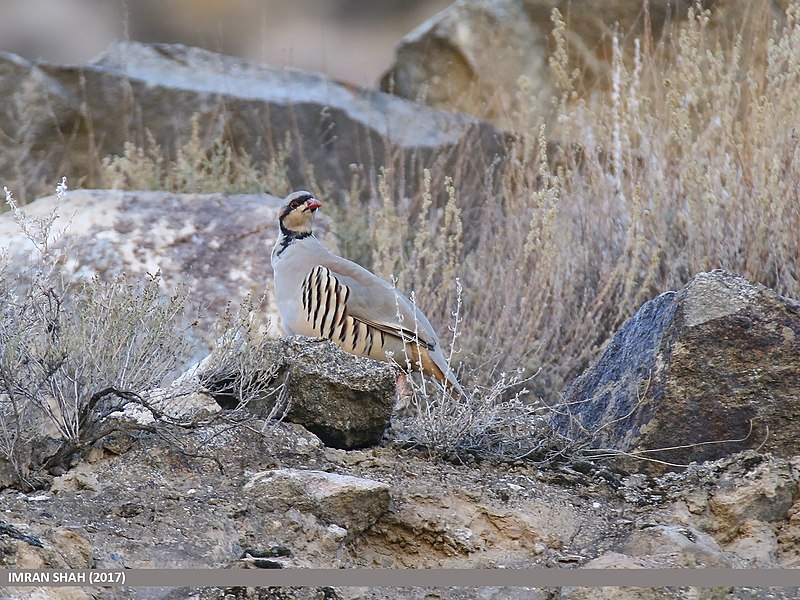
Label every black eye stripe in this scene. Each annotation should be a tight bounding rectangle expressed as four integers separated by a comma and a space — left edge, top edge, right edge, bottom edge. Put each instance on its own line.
279, 192, 316, 221
291, 194, 314, 209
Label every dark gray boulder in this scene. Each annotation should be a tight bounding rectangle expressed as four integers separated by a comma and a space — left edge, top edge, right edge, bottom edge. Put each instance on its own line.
0, 41, 505, 201
556, 270, 800, 474
198, 336, 397, 449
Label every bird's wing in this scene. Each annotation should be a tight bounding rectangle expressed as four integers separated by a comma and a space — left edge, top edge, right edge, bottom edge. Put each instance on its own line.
308, 256, 439, 350
301, 257, 464, 397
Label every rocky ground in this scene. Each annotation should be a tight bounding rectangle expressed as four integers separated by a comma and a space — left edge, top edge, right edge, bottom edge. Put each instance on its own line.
0, 407, 798, 599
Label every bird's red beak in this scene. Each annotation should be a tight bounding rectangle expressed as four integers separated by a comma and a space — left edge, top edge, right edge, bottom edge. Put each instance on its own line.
305, 198, 322, 212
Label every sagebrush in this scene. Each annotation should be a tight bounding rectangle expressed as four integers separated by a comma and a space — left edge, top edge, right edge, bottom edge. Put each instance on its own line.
0, 181, 195, 485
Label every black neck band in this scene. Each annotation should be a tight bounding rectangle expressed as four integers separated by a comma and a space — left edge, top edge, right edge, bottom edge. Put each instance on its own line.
277, 222, 312, 256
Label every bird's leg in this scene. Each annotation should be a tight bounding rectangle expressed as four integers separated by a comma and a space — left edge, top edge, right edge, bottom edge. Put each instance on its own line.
393, 371, 412, 414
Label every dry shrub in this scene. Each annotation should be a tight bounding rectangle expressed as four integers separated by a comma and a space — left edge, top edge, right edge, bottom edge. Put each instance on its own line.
101, 114, 294, 196
193, 295, 289, 419
379, 277, 548, 461
0, 181, 194, 486
393, 370, 551, 461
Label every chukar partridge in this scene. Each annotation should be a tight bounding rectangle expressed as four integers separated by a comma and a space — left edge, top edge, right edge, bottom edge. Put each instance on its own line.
271, 190, 464, 397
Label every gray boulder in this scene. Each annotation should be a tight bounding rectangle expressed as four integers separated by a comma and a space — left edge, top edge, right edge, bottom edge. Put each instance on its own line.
0, 189, 334, 353
380, 0, 552, 128
382, 0, 788, 127
0, 41, 505, 202
556, 270, 800, 474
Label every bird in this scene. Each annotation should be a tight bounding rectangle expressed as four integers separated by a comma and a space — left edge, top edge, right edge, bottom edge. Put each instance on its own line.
271, 190, 464, 398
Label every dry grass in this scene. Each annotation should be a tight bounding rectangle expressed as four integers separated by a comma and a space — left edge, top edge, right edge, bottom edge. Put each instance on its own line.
359, 1, 800, 403
101, 114, 294, 197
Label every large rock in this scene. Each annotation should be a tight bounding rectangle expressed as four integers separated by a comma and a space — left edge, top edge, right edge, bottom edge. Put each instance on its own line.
382, 0, 788, 126
0, 41, 505, 202
0, 189, 334, 354
556, 270, 800, 474
659, 452, 798, 566
619, 450, 800, 568
197, 336, 397, 449
706, 457, 797, 544
380, 0, 552, 128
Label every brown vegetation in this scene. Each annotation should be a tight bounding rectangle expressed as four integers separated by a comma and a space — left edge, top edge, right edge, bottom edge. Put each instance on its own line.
364, 2, 800, 399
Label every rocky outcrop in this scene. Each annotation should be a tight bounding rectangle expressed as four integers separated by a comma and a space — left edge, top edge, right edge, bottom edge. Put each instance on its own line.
196, 336, 397, 449
0, 41, 505, 202
556, 270, 800, 474
652, 452, 799, 567
560, 451, 800, 600
382, 0, 788, 126
0, 189, 335, 354
380, 0, 552, 128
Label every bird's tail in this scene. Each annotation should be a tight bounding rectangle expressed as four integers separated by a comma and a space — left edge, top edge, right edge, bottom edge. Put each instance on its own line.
414, 343, 466, 399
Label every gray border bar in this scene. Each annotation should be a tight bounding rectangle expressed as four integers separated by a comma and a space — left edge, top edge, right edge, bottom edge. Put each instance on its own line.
3, 569, 800, 588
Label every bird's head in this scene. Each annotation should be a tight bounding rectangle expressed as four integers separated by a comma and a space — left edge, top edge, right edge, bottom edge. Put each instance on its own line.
278, 190, 322, 236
